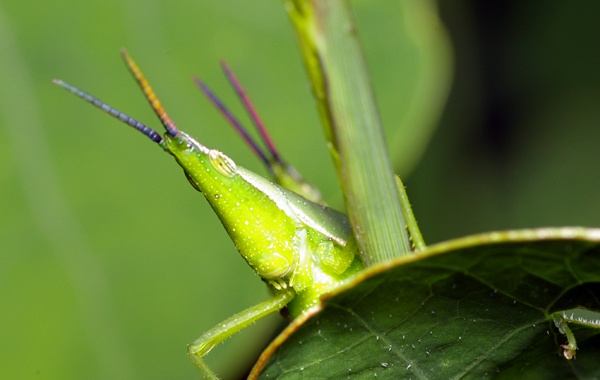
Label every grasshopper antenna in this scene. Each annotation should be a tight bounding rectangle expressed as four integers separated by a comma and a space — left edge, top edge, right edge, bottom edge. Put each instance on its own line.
193, 77, 271, 167
219, 61, 282, 164
121, 49, 179, 138
53, 79, 163, 144
194, 62, 324, 204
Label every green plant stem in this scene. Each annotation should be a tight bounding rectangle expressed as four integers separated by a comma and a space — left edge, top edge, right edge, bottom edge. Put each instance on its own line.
284, 0, 413, 265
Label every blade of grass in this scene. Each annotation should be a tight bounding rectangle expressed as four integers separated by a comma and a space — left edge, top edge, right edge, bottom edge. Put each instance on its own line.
284, 0, 415, 265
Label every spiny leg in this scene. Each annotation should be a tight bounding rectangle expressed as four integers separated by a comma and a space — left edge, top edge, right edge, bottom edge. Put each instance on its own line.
552, 308, 600, 360
188, 289, 295, 379
395, 175, 426, 252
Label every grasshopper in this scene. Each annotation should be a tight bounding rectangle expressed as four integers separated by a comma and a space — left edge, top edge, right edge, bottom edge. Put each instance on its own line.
54, 50, 364, 378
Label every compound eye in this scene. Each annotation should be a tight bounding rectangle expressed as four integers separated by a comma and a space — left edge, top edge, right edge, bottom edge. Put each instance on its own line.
209, 149, 236, 177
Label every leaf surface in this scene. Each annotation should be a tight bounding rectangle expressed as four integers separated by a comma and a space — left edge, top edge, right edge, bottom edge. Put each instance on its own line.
252, 228, 600, 378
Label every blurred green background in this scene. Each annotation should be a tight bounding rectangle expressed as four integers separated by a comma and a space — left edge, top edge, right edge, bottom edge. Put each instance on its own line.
1, 0, 599, 379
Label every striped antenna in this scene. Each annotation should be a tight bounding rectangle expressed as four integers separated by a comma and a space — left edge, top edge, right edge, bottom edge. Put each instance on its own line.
121, 49, 178, 137
220, 61, 282, 164
194, 77, 271, 167
53, 79, 163, 144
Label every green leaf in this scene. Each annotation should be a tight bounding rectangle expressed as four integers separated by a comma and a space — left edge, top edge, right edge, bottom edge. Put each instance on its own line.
251, 228, 600, 378
284, 0, 414, 265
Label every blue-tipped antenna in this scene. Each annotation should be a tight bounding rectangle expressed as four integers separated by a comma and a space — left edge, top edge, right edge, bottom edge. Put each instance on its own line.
54, 50, 182, 144
52, 79, 163, 144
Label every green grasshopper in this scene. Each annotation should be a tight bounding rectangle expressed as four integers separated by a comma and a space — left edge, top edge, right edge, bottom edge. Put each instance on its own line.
54, 50, 364, 379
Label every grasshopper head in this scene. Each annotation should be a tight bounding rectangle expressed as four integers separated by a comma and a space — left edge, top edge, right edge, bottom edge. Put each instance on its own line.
54, 50, 301, 289
162, 130, 298, 285
162, 130, 237, 191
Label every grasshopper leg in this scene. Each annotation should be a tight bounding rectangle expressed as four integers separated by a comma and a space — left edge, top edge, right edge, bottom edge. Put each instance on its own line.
188, 289, 295, 379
